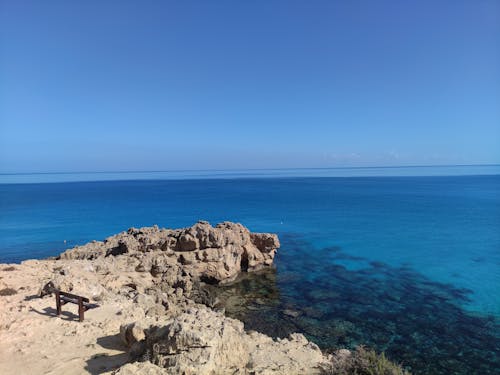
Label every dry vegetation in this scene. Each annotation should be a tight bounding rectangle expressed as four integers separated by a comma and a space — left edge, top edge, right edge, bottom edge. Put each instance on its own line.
323, 346, 411, 375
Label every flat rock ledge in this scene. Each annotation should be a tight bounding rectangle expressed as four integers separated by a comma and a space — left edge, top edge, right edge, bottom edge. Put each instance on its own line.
0, 221, 336, 374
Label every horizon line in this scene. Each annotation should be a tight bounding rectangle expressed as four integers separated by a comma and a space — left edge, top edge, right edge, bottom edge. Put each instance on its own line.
0, 163, 499, 176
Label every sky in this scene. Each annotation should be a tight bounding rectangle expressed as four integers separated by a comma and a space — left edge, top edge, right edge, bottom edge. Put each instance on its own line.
0, 0, 499, 173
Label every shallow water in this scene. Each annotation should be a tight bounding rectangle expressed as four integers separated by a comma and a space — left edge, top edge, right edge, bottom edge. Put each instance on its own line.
1, 172, 499, 372
213, 236, 500, 374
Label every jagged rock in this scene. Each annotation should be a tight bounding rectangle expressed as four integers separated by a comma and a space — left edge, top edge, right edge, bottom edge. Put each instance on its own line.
112, 362, 166, 375
250, 232, 280, 253
246, 331, 327, 374
38, 281, 56, 297
24, 222, 334, 375
58, 221, 280, 286
120, 322, 146, 347
50, 274, 74, 293
176, 233, 199, 251
145, 305, 165, 317
58, 240, 108, 260
129, 306, 328, 375
142, 307, 249, 374
134, 294, 156, 311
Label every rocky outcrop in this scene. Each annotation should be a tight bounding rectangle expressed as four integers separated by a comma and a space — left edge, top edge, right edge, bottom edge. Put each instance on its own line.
53, 221, 280, 317
6, 221, 336, 374
0, 221, 411, 375
119, 306, 328, 375
59, 221, 279, 284
140, 307, 250, 373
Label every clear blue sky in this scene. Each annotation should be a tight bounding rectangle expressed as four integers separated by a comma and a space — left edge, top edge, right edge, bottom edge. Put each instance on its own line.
1, 1, 499, 172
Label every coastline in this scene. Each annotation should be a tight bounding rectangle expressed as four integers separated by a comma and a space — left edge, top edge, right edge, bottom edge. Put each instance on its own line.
0, 222, 331, 374
1, 175, 499, 374
0, 221, 412, 375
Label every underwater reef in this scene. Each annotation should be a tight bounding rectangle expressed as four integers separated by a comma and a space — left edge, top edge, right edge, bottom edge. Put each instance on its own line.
214, 235, 500, 375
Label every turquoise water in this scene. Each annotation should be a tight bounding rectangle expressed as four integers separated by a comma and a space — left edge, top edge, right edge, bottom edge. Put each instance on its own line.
1, 168, 499, 373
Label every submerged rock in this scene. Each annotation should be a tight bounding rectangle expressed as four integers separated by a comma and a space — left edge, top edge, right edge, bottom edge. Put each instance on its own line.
0, 221, 413, 375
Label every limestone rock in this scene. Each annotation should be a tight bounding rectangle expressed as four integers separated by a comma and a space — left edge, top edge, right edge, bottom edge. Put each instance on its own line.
112, 362, 166, 375
127, 307, 328, 375
22, 222, 333, 375
142, 307, 249, 374
246, 331, 326, 374
58, 221, 280, 286
120, 322, 146, 347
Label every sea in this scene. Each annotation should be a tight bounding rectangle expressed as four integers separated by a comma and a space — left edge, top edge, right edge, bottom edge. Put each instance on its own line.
1, 165, 499, 374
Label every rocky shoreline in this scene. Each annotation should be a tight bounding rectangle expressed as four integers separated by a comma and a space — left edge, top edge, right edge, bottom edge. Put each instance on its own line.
0, 221, 407, 374
0, 221, 330, 374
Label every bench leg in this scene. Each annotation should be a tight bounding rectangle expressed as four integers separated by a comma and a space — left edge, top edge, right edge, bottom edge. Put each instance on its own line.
78, 297, 84, 322
55, 291, 61, 316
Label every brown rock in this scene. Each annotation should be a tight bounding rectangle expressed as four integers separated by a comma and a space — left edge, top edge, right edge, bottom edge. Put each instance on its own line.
120, 322, 146, 347
58, 221, 280, 287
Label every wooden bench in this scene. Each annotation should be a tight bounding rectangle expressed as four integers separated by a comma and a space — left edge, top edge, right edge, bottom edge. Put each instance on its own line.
54, 290, 95, 322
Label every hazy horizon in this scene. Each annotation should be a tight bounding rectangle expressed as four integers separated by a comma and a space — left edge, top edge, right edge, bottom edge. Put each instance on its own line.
1, 164, 500, 184
1, 162, 500, 174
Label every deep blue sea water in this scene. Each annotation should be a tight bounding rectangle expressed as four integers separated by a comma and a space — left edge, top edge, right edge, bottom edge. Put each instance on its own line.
1, 167, 499, 374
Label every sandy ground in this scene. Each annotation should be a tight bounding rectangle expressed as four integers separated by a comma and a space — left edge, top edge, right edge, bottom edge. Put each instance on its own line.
0, 262, 141, 375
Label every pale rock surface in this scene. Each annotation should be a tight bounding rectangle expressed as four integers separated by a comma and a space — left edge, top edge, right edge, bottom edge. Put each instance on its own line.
130, 306, 328, 374
143, 307, 250, 374
0, 221, 334, 375
59, 221, 280, 284
113, 362, 166, 375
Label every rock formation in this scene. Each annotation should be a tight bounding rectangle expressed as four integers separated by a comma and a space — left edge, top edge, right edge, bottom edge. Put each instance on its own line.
0, 221, 337, 374
52, 221, 281, 317
59, 220, 279, 283
118, 306, 327, 374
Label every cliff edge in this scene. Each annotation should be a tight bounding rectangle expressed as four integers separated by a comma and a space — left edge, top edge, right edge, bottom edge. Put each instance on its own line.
0, 221, 333, 374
